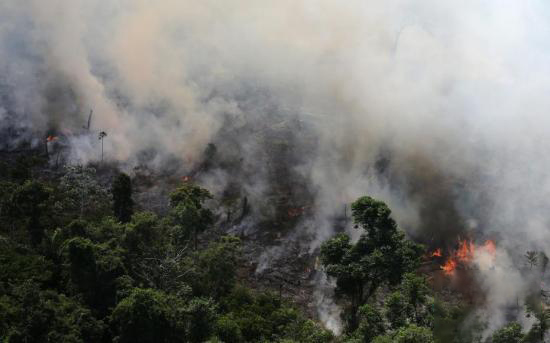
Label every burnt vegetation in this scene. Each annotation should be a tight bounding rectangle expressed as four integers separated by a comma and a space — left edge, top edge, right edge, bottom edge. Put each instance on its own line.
0, 139, 548, 343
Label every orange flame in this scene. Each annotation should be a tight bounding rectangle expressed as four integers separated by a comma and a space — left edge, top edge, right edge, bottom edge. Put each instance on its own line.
46, 135, 58, 142
456, 239, 475, 263
440, 239, 496, 276
431, 248, 442, 257
181, 176, 191, 182
482, 240, 496, 255
441, 258, 457, 275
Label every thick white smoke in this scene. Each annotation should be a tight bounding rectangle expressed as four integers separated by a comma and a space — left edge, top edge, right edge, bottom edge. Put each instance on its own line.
2, 0, 550, 334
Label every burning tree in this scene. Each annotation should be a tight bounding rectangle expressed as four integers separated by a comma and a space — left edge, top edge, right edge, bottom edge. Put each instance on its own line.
45, 135, 57, 156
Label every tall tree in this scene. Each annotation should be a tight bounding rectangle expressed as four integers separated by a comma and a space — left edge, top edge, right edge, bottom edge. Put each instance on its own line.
112, 173, 134, 223
169, 183, 214, 250
9, 180, 52, 245
320, 196, 423, 331
98, 131, 107, 162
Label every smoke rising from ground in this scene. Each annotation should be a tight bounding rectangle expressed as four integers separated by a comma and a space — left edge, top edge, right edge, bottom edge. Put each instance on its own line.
2, 0, 550, 334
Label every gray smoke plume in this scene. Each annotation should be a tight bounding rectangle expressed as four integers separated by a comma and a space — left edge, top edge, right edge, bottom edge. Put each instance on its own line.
2, 0, 550, 335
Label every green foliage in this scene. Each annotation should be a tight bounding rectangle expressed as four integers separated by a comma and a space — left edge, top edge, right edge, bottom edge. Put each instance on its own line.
385, 291, 408, 329
0, 248, 54, 287
110, 288, 185, 343
371, 335, 393, 343
320, 196, 424, 331
340, 272, 435, 341
8, 180, 52, 245
355, 304, 385, 342
401, 273, 430, 325
351, 197, 396, 242
88, 216, 126, 243
524, 321, 546, 343
0, 181, 17, 221
216, 315, 243, 343
123, 212, 165, 260
61, 236, 126, 314
431, 301, 484, 343
112, 173, 134, 223
394, 324, 434, 343
2, 155, 46, 183
185, 297, 218, 342
287, 319, 334, 343
0, 282, 104, 342
63, 219, 89, 238
188, 235, 241, 298
220, 286, 332, 342
0, 159, 396, 343
491, 322, 524, 343
58, 165, 110, 220
169, 183, 214, 249
63, 237, 97, 295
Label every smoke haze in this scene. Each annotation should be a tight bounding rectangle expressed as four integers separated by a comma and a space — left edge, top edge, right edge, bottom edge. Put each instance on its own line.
2, 0, 550, 334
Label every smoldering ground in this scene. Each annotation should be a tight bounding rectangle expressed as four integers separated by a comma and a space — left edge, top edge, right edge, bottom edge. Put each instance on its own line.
2, 0, 550, 335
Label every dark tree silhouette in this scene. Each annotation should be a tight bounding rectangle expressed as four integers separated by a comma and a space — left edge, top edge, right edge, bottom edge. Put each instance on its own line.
98, 131, 107, 161
112, 173, 134, 223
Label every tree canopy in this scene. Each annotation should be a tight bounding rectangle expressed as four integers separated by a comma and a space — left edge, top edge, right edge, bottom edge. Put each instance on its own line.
320, 196, 424, 331
0, 159, 333, 342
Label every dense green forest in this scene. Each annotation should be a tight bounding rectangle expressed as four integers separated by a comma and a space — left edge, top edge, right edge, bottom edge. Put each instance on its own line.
0, 154, 545, 343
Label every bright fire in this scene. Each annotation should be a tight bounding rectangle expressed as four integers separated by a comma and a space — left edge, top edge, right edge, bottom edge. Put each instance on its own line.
433, 239, 497, 275
46, 135, 58, 142
483, 240, 496, 255
455, 240, 475, 263
441, 258, 457, 274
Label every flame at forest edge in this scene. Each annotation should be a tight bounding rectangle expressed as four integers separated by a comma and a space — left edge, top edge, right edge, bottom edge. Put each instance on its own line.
431, 248, 442, 257
431, 239, 497, 275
